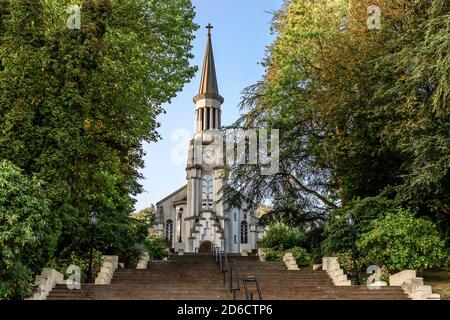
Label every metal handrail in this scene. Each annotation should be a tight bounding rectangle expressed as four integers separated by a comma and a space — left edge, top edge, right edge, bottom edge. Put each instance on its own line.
212, 249, 262, 300
232, 259, 241, 292
212, 246, 219, 262
228, 259, 241, 300
242, 275, 263, 300
221, 252, 229, 285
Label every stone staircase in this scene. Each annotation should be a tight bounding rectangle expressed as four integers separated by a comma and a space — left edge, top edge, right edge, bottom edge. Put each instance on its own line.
47, 254, 231, 300
47, 254, 410, 300
229, 256, 409, 300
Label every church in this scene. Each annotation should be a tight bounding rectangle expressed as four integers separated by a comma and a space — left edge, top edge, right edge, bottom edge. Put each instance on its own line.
150, 25, 264, 254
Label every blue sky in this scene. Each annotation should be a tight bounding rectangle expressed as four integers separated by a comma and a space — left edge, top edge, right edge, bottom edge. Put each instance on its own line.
133, 0, 283, 211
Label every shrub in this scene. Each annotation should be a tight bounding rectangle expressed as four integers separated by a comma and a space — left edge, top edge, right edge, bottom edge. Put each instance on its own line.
120, 235, 168, 268
145, 235, 168, 261
358, 209, 447, 272
259, 222, 306, 250
265, 248, 284, 262
53, 250, 103, 283
122, 243, 147, 268
0, 161, 60, 299
290, 247, 311, 267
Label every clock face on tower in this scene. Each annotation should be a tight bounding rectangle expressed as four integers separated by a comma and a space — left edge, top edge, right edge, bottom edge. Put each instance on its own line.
202, 146, 215, 167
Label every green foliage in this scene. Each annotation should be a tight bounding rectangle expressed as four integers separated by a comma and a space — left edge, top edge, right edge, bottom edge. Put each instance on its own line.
121, 234, 168, 267
358, 209, 447, 272
0, 161, 60, 299
260, 222, 311, 266
321, 196, 397, 256
265, 248, 284, 263
121, 243, 147, 269
333, 250, 353, 276
53, 250, 103, 282
264, 246, 311, 266
290, 246, 311, 267
0, 262, 34, 301
258, 222, 306, 250
145, 235, 168, 261
132, 207, 156, 225
334, 250, 392, 283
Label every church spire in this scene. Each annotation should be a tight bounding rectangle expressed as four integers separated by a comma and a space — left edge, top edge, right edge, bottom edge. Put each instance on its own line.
194, 23, 224, 104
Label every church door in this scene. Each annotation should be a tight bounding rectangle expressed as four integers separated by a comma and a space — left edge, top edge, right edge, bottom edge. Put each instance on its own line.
198, 241, 213, 253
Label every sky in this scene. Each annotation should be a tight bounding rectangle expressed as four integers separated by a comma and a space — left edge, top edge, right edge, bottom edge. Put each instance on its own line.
133, 0, 284, 212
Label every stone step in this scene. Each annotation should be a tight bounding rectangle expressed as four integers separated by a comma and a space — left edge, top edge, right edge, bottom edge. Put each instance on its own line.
47, 254, 410, 301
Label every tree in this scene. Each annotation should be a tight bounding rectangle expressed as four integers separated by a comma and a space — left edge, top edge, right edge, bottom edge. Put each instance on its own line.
321, 196, 397, 257
374, 0, 450, 241
0, 161, 60, 299
0, 0, 198, 265
132, 206, 156, 225
227, 0, 449, 246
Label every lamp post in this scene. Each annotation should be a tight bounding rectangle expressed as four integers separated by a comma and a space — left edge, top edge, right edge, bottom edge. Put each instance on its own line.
178, 207, 183, 243
87, 211, 99, 284
346, 212, 360, 285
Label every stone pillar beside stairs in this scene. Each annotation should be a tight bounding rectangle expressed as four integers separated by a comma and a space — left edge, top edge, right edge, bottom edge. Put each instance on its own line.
136, 252, 150, 269
389, 270, 440, 300
322, 257, 351, 286
27, 268, 65, 300
258, 248, 267, 262
95, 255, 118, 285
283, 252, 300, 270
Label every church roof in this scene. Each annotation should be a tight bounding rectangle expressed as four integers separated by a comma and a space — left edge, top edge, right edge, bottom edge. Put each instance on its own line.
156, 184, 187, 206
193, 24, 224, 104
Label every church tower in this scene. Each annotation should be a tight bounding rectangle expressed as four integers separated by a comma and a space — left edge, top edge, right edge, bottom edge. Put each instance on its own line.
183, 24, 226, 253
155, 24, 261, 255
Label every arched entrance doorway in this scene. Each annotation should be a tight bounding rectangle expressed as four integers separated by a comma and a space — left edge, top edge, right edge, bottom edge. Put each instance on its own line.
198, 241, 213, 253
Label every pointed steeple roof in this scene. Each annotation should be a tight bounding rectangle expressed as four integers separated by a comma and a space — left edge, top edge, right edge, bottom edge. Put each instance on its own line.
193, 24, 224, 104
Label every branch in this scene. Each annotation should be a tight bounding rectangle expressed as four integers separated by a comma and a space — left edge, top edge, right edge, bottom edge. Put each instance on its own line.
280, 172, 338, 209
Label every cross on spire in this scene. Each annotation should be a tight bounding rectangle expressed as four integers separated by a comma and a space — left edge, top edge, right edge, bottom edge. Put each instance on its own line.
206, 23, 213, 35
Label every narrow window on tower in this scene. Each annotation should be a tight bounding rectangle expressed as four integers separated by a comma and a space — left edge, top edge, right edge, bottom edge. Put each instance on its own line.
166, 220, 173, 245
241, 221, 248, 244
206, 108, 211, 130
202, 173, 213, 209
201, 108, 205, 131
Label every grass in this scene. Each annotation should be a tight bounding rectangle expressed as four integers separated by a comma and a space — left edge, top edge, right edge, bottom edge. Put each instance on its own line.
420, 271, 450, 300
